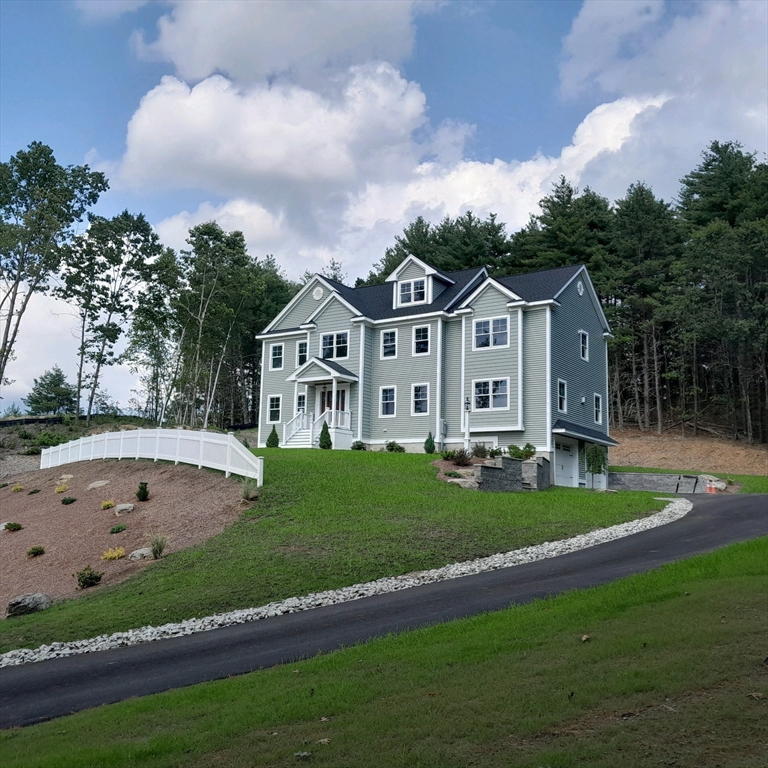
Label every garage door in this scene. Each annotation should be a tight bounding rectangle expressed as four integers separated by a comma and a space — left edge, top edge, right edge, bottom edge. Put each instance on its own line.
555, 441, 576, 487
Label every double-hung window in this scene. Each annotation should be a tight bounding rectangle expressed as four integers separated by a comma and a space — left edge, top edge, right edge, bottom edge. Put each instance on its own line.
270, 344, 284, 370
413, 325, 429, 355
594, 393, 602, 424
558, 380, 567, 413
579, 331, 589, 361
380, 387, 396, 417
474, 317, 508, 349
297, 341, 308, 366
268, 396, 281, 423
381, 330, 397, 358
413, 384, 429, 415
473, 379, 509, 410
296, 393, 306, 413
399, 279, 426, 305
321, 332, 348, 360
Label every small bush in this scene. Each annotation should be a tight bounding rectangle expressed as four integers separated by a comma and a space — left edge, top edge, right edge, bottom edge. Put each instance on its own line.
441, 449, 457, 461
136, 481, 149, 502
101, 499, 115, 510
266, 425, 280, 448
452, 448, 472, 466
424, 432, 435, 454
508, 443, 536, 460
26, 546, 45, 558
385, 440, 405, 453
27, 488, 41, 495
61, 496, 77, 505
55, 483, 69, 493
36, 431, 69, 448
350, 440, 367, 451
150, 535, 168, 559
471, 444, 488, 459
240, 477, 259, 502
17, 428, 34, 440
101, 546, 126, 561
11, 484, 23, 492
318, 422, 332, 449
109, 524, 127, 534
489, 447, 503, 458
445, 470, 462, 478
22, 446, 42, 455
0, 482, 8, 489
4, 522, 23, 532
76, 565, 104, 589
242, 437, 250, 449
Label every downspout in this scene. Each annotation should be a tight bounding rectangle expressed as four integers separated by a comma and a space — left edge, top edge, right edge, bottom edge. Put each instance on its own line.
358, 324, 365, 442
436, 317, 443, 450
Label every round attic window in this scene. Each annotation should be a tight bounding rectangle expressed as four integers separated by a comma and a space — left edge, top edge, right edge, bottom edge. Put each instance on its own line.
312, 286, 324, 301
577, 280, 584, 296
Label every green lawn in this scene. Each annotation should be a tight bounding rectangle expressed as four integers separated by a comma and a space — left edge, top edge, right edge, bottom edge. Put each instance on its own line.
609, 465, 768, 494
2, 538, 765, 767
0, 450, 666, 653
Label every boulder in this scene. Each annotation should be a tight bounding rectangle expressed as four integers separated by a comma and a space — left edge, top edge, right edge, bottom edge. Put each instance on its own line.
128, 547, 153, 561
7, 593, 52, 618
87, 480, 110, 490
114, 503, 134, 515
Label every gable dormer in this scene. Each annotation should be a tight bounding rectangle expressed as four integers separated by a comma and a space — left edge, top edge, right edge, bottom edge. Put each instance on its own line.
385, 255, 455, 310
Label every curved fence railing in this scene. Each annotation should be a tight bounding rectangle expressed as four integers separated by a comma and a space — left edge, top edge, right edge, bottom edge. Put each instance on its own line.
40, 428, 263, 485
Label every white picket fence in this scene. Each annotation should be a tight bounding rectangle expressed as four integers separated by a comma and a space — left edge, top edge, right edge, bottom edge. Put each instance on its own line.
40, 428, 263, 486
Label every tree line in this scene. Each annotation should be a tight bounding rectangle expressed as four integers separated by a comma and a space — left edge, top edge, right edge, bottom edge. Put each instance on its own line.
2, 140, 766, 442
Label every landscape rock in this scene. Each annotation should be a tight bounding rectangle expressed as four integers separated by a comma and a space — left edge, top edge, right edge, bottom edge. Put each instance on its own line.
57, 474, 73, 482
0, 522, 10, 531
7, 593, 52, 618
128, 547, 153, 561
87, 480, 110, 490
114, 503, 134, 515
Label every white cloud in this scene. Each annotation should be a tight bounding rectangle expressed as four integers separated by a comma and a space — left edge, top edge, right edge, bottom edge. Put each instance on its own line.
75, 0, 150, 21
134, 0, 424, 89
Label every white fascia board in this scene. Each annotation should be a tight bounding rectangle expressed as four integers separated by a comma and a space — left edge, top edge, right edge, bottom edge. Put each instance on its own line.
384, 254, 445, 283
523, 299, 560, 308
443, 268, 488, 311
554, 266, 611, 333
364, 310, 451, 326
255, 328, 307, 341
305, 291, 360, 324
457, 277, 522, 310
262, 275, 336, 334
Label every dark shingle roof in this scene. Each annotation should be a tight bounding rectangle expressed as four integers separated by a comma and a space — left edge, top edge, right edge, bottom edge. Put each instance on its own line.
495, 264, 583, 303
552, 419, 618, 446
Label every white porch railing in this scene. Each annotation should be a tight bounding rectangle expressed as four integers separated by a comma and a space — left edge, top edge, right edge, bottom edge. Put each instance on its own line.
312, 409, 351, 433
40, 428, 264, 486
283, 410, 313, 443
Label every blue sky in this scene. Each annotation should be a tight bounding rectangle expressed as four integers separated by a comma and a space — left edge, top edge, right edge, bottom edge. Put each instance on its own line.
1, 0, 766, 410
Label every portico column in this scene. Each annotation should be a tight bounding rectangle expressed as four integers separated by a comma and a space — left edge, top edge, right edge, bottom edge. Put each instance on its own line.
331, 377, 338, 428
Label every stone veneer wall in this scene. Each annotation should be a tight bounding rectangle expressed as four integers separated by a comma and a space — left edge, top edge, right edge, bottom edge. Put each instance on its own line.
477, 457, 523, 492
523, 457, 550, 490
608, 472, 703, 494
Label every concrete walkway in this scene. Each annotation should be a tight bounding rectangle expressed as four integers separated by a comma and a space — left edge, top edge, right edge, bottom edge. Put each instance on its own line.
1, 493, 765, 729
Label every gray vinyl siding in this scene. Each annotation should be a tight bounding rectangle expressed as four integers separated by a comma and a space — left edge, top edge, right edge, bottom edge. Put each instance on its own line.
432, 278, 448, 302
273, 280, 326, 330
463, 286, 521, 430
362, 326, 372, 440
368, 319, 438, 444
550, 274, 609, 436
259, 334, 303, 446
518, 308, 549, 450
442, 319, 463, 440
399, 262, 427, 281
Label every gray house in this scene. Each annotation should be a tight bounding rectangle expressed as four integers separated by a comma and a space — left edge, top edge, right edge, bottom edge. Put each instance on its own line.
256, 256, 618, 487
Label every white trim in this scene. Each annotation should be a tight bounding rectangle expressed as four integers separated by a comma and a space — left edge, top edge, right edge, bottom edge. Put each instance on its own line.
411, 382, 430, 417
380, 328, 398, 360
554, 266, 611, 333
358, 324, 365, 442
436, 317, 443, 448
472, 315, 510, 351
396, 277, 428, 309
579, 330, 589, 362
256, 328, 307, 341
460, 315, 466, 431
379, 385, 397, 418
458, 277, 522, 309
258, 342, 267, 447
471, 377, 511, 412
296, 339, 308, 368
605, 333, 610, 437
411, 324, 430, 356
262, 275, 336, 334
557, 379, 568, 414
523, 299, 560, 308
545, 306, 552, 452
267, 394, 282, 424
443, 268, 488, 311
385, 254, 447, 282
517, 307, 523, 428
319, 329, 350, 361
268, 342, 284, 371
287, 357, 358, 383
594, 392, 603, 425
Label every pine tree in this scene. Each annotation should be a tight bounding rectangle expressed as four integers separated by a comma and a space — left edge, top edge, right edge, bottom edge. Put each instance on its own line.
266, 425, 279, 448
319, 421, 332, 449
424, 432, 435, 454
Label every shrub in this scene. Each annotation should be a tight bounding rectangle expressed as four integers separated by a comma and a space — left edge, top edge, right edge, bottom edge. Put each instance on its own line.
385, 440, 405, 453
5, 522, 23, 532
76, 565, 104, 589
22, 446, 42, 455
150, 535, 168, 559
12, 484, 23, 492
26, 546, 45, 558
424, 432, 435, 454
17, 428, 33, 440
61, 496, 77, 505
508, 443, 536, 460
318, 422, 332, 449
27, 488, 41, 495
471, 444, 488, 459
451, 448, 472, 466
445, 470, 462, 478
136, 481, 149, 502
101, 499, 115, 510
0, 482, 8, 489
489, 447, 503, 458
242, 437, 250, 449
240, 477, 259, 502
101, 547, 126, 561
55, 483, 69, 494
109, 524, 127, 534
35, 431, 69, 448
441, 449, 457, 461
350, 440, 367, 451
586, 444, 607, 487
266, 425, 280, 448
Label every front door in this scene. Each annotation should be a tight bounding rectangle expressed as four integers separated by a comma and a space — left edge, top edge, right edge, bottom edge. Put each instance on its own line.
320, 387, 346, 413
555, 440, 577, 487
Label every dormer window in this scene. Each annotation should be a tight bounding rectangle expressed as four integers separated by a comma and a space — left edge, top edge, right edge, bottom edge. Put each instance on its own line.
400, 279, 426, 305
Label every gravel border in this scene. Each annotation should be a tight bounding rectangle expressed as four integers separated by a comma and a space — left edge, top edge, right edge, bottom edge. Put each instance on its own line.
0, 499, 691, 668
